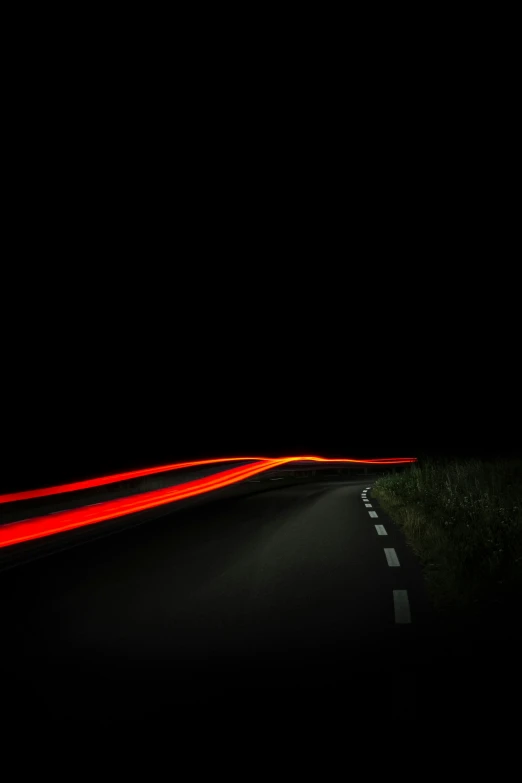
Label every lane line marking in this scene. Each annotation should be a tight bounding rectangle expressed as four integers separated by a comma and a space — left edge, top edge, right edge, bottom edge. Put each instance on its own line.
375, 524, 387, 535
270, 477, 284, 480
364, 503, 373, 507
393, 590, 411, 623
384, 548, 400, 566
368, 510, 378, 518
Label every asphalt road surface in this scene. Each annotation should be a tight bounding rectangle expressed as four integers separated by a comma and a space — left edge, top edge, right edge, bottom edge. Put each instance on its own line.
0, 478, 514, 724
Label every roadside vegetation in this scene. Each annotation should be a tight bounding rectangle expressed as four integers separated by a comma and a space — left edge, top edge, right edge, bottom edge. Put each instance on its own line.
373, 458, 522, 616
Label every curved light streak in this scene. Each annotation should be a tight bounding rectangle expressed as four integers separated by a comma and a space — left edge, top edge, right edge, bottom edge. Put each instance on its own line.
0, 455, 416, 505
0, 455, 417, 550
0, 457, 267, 504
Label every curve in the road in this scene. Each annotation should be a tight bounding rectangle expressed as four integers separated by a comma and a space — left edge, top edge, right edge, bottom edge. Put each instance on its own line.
0, 455, 417, 549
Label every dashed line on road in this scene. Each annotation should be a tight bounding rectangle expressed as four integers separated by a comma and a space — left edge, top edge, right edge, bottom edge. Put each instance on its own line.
366, 494, 411, 622
393, 590, 411, 623
384, 548, 400, 567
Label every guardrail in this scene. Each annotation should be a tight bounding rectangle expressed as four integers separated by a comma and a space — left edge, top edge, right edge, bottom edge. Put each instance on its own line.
260, 462, 408, 478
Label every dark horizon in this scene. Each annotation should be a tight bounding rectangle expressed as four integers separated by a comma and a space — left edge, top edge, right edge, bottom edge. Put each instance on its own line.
3, 439, 521, 494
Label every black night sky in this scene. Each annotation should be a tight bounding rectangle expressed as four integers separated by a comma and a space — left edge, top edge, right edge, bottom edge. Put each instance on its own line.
3, 45, 519, 494
3, 258, 520, 495
3, 144, 520, 494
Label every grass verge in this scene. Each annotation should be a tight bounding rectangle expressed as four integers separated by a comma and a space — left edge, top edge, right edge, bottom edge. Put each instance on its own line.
373, 458, 522, 617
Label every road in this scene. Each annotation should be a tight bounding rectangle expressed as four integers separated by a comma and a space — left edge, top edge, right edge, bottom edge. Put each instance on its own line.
0, 478, 500, 723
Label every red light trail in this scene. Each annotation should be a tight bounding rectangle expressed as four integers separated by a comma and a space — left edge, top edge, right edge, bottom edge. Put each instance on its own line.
0, 455, 416, 550
0, 456, 267, 504
0, 456, 415, 505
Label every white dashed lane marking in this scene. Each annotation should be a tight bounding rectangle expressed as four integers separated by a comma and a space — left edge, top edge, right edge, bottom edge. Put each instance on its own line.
393, 590, 411, 623
368, 510, 378, 518
364, 503, 372, 507
375, 524, 387, 535
384, 548, 400, 567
